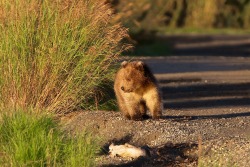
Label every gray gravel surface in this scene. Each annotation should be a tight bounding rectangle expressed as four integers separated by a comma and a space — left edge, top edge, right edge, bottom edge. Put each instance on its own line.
62, 107, 250, 166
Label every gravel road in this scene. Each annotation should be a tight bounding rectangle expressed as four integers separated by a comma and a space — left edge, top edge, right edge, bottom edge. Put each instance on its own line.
62, 35, 250, 167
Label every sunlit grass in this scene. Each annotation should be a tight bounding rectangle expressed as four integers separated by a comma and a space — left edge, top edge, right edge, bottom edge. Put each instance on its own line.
0, 110, 98, 167
198, 150, 236, 167
0, 0, 129, 114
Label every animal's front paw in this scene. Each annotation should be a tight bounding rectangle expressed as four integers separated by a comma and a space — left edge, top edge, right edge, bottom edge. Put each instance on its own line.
130, 114, 144, 121
152, 113, 162, 120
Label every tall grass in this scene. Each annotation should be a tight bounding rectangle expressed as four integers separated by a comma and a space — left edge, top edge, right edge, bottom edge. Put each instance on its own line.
0, 111, 98, 166
0, 0, 129, 113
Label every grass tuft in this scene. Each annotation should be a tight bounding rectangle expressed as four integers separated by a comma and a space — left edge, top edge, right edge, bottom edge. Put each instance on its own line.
0, 110, 97, 167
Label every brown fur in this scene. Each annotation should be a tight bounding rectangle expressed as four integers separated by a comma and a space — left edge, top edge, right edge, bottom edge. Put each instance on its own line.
114, 61, 162, 120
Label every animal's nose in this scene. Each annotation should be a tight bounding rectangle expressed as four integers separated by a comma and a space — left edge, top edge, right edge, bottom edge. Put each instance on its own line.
121, 86, 124, 91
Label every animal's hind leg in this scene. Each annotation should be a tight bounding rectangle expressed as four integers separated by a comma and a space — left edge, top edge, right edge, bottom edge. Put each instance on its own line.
144, 89, 162, 119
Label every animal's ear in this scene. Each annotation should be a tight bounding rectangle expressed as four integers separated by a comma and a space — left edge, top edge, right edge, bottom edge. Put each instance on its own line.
121, 61, 128, 68
136, 61, 144, 71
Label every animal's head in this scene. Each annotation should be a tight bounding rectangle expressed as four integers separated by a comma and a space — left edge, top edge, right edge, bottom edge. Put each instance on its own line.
108, 143, 118, 157
109, 143, 115, 151
119, 61, 147, 93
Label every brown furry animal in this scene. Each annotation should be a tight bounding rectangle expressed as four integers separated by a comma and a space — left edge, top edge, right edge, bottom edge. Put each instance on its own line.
114, 61, 162, 120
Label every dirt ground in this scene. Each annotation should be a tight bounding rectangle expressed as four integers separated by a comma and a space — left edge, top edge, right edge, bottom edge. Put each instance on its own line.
62, 35, 250, 167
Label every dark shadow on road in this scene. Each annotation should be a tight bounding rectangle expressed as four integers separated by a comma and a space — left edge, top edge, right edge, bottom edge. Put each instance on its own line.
161, 81, 250, 109
100, 157, 149, 167
164, 97, 250, 109
173, 44, 250, 57
162, 35, 250, 57
162, 82, 250, 99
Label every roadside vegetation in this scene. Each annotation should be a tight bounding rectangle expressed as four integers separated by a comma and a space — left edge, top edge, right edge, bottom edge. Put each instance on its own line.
0, 0, 129, 166
107, 0, 250, 56
109, 0, 250, 37
0, 0, 129, 114
198, 144, 246, 167
0, 111, 98, 167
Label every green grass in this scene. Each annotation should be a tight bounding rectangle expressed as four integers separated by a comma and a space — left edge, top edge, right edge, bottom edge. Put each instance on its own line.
127, 41, 171, 56
0, 110, 98, 167
0, 0, 129, 114
161, 27, 250, 35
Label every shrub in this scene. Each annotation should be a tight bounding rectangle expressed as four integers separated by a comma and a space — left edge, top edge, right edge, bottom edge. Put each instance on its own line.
108, 0, 250, 35
107, 0, 169, 38
0, 111, 98, 167
242, 4, 250, 28
185, 0, 221, 28
0, 0, 129, 113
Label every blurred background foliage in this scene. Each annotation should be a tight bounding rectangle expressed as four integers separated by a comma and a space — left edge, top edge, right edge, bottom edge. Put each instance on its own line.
105, 0, 250, 56
106, 0, 250, 37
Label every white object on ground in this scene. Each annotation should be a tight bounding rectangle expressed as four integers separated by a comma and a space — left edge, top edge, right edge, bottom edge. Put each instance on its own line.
109, 143, 147, 159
